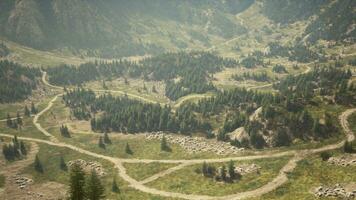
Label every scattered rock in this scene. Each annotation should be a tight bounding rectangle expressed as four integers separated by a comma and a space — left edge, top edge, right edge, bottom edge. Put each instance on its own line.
146, 132, 244, 155
234, 164, 261, 175
327, 154, 356, 167
314, 183, 356, 199
67, 159, 106, 176
11, 175, 33, 189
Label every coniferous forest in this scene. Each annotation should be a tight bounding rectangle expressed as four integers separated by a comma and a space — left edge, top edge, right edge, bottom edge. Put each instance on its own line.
0, 60, 40, 103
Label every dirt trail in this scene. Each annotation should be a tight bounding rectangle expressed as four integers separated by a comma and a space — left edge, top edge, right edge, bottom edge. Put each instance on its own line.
139, 163, 193, 184
0, 108, 354, 200
7, 70, 355, 199
32, 94, 62, 143
42, 70, 160, 105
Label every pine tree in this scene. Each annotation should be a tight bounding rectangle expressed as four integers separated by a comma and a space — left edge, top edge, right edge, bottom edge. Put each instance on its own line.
16, 112, 22, 127
112, 178, 120, 193
6, 113, 12, 128
103, 133, 111, 144
24, 105, 31, 117
98, 136, 106, 149
60, 156, 68, 171
20, 141, 27, 156
202, 162, 208, 176
60, 125, 71, 138
125, 143, 133, 155
228, 160, 236, 180
34, 154, 44, 173
31, 102, 37, 114
219, 165, 227, 182
160, 135, 170, 152
69, 163, 86, 200
85, 170, 105, 200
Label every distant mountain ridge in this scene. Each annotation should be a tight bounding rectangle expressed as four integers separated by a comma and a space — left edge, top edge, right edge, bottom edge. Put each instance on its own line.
0, 0, 354, 58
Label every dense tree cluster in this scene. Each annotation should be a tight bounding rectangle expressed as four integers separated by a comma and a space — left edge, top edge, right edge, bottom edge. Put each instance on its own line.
63, 88, 204, 134
60, 125, 71, 138
231, 72, 270, 82
192, 88, 280, 116
6, 112, 23, 129
272, 64, 288, 74
68, 163, 105, 200
0, 43, 10, 57
240, 54, 264, 68
197, 161, 241, 183
2, 136, 27, 161
47, 52, 237, 100
0, 60, 40, 103
267, 42, 324, 63
188, 65, 352, 148
274, 66, 354, 104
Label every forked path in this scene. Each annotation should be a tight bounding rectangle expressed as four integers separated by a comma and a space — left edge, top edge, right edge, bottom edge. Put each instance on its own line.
1, 107, 355, 200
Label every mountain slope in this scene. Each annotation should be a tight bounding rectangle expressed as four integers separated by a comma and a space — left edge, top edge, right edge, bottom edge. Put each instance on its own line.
0, 0, 252, 58
0, 0, 354, 58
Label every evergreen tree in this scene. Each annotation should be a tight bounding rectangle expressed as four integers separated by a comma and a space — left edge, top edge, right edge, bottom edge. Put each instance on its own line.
60, 125, 71, 138
24, 105, 31, 117
103, 132, 111, 144
98, 136, 106, 149
16, 112, 22, 126
125, 143, 133, 155
272, 129, 291, 147
85, 170, 105, 200
202, 162, 208, 177
228, 160, 236, 180
250, 132, 266, 149
343, 141, 354, 153
219, 165, 227, 182
6, 113, 12, 128
20, 141, 27, 156
31, 102, 38, 114
34, 154, 44, 173
112, 178, 120, 193
60, 156, 68, 171
69, 163, 86, 200
160, 135, 170, 152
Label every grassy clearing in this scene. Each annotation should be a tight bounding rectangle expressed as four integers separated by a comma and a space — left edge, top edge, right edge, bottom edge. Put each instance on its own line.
21, 143, 177, 200
0, 90, 54, 120
39, 97, 247, 160
147, 156, 291, 196
173, 93, 214, 108
251, 153, 356, 200
50, 128, 229, 160
123, 162, 178, 181
0, 117, 49, 140
0, 38, 85, 67
85, 78, 170, 104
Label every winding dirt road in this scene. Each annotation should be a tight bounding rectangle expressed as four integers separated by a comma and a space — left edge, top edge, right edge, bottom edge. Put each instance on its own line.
1, 69, 352, 199
0, 107, 354, 200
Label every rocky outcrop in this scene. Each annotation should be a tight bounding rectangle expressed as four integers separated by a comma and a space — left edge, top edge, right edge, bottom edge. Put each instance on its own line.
67, 159, 106, 176
146, 132, 243, 155
314, 183, 356, 199
327, 154, 356, 167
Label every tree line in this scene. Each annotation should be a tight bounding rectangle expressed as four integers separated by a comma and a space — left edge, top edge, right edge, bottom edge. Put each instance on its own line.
63, 88, 206, 134
0, 60, 40, 103
46, 51, 238, 100
2, 135, 27, 161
